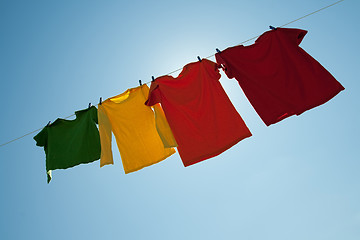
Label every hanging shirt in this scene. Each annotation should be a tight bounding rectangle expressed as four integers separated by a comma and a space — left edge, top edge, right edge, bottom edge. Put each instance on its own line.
34, 106, 101, 183
215, 27, 345, 126
145, 59, 252, 167
98, 84, 177, 174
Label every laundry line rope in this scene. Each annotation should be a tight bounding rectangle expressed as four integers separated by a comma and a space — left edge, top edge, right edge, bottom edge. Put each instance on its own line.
0, 0, 345, 148
201, 0, 346, 62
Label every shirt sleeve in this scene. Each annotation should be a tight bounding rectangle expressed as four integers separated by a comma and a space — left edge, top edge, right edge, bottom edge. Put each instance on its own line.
204, 59, 221, 81
33, 126, 48, 147
141, 84, 177, 148
98, 105, 114, 167
153, 103, 178, 148
281, 28, 308, 46
33, 126, 52, 183
145, 81, 161, 106
215, 52, 235, 79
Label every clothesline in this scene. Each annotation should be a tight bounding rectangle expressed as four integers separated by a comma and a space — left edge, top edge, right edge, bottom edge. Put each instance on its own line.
0, 0, 345, 148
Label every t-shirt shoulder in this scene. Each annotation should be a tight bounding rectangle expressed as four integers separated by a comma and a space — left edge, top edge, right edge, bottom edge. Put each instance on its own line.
279, 28, 308, 45
145, 82, 161, 106
34, 126, 48, 147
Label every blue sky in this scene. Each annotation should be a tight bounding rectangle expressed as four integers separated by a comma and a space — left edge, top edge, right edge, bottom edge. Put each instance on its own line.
0, 0, 359, 239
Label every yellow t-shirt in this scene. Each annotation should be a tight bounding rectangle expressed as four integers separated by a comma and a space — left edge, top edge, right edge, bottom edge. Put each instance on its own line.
98, 84, 177, 173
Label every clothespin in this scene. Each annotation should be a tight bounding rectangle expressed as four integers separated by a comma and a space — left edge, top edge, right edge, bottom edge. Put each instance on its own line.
88, 103, 92, 108
197, 56, 202, 62
269, 25, 277, 30
99, 97, 102, 105
216, 49, 223, 69
151, 76, 155, 82
139, 80, 142, 86
47, 121, 51, 127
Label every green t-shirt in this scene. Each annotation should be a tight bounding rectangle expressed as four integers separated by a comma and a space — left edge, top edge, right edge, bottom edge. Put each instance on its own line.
34, 106, 101, 183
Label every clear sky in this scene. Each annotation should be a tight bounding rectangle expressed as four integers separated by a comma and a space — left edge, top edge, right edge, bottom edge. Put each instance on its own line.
0, 0, 359, 239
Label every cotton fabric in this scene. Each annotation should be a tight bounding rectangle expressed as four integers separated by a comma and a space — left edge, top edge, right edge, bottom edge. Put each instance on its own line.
34, 106, 100, 183
146, 59, 252, 167
98, 84, 176, 173
215, 27, 345, 126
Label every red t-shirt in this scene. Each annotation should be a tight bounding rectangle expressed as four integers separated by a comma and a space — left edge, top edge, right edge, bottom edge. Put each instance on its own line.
215, 28, 345, 126
145, 59, 252, 167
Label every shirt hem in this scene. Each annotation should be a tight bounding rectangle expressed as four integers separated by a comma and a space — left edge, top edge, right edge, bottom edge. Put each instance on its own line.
263, 86, 344, 126
124, 149, 176, 174
181, 133, 252, 167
